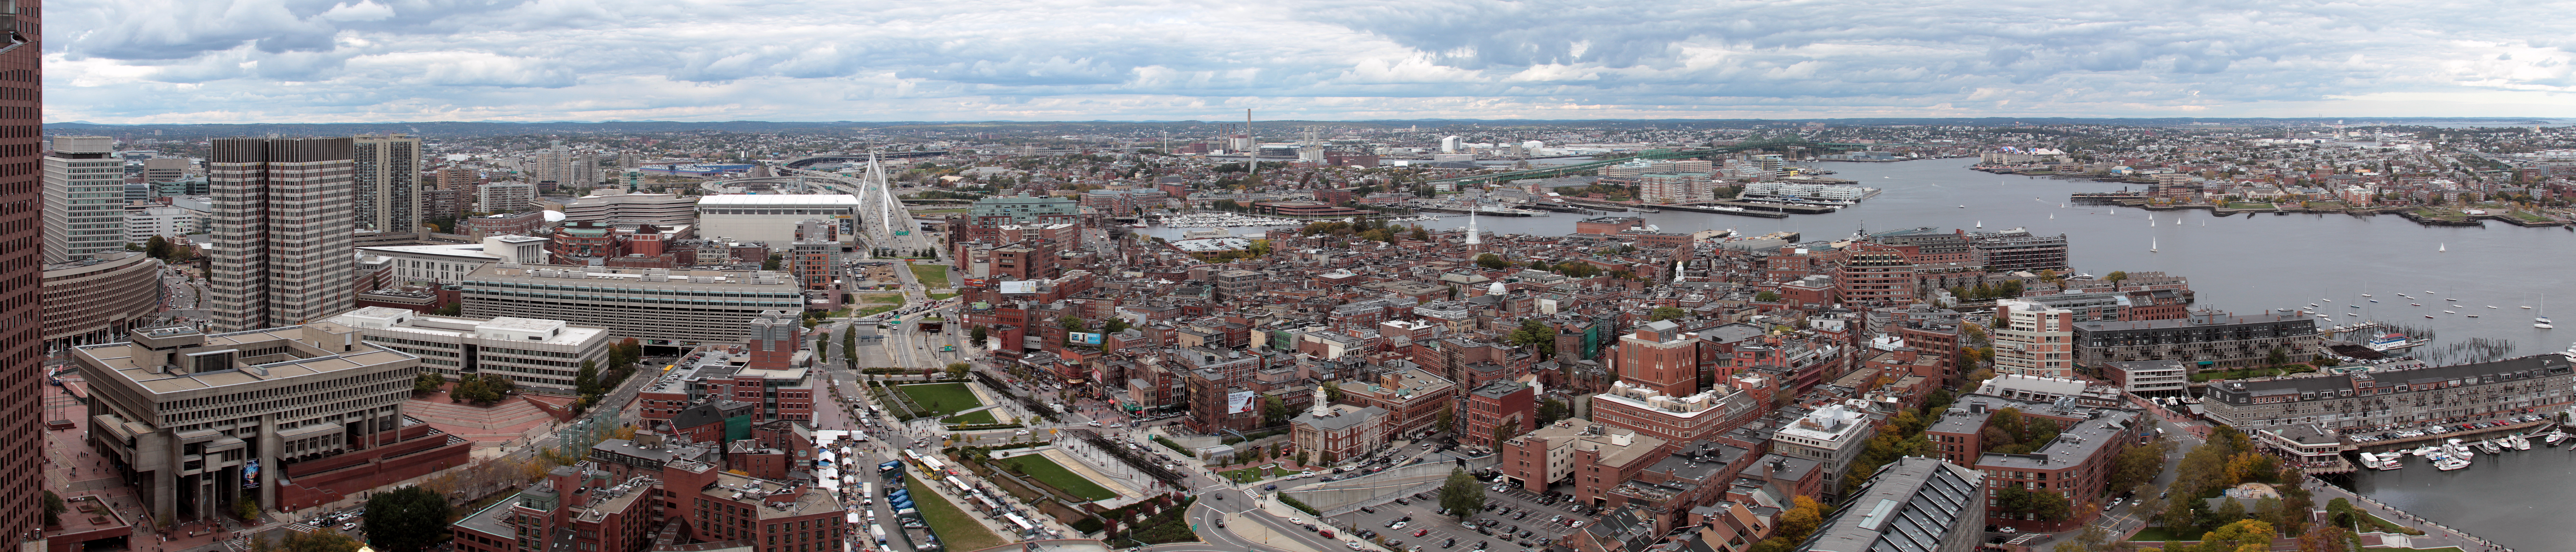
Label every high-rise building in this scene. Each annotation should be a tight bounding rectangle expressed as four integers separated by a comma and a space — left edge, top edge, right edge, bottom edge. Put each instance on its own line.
209, 137, 359, 331
478, 181, 536, 213
0, 4, 46, 538
1991, 298, 2076, 377
352, 133, 422, 233
43, 135, 128, 262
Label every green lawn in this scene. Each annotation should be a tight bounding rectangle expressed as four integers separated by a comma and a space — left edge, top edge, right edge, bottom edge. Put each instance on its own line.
994, 454, 1118, 501
861, 294, 907, 304
898, 383, 985, 417
910, 264, 951, 288
1217, 464, 1284, 483
941, 410, 998, 424
905, 476, 1004, 551
927, 292, 958, 300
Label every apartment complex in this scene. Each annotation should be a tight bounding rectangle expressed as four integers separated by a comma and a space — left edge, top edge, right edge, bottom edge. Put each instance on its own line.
42, 135, 127, 262
2073, 310, 2319, 370
1991, 298, 2078, 377
458, 263, 806, 346
352, 134, 422, 233
325, 306, 613, 393
75, 324, 471, 521
2201, 353, 2575, 430
208, 137, 360, 332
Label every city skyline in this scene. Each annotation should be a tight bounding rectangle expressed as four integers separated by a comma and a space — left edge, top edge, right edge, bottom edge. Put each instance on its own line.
47, 0, 2576, 124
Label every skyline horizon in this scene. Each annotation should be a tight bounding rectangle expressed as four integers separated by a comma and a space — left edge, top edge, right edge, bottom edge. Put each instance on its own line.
49, 1, 2576, 124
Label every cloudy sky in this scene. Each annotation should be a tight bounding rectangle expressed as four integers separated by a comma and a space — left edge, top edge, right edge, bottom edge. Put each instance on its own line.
44, 0, 2576, 123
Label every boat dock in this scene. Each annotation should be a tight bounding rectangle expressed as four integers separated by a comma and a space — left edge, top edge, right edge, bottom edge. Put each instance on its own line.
1659, 203, 1789, 218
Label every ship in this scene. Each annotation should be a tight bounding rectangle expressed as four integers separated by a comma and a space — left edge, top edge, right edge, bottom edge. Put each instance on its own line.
2366, 332, 2425, 352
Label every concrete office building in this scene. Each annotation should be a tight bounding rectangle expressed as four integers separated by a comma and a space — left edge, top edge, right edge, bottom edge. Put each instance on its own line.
144, 157, 191, 182
325, 306, 612, 392
208, 137, 359, 332
352, 134, 422, 233
458, 263, 806, 347
44, 135, 129, 262
125, 204, 205, 242
563, 190, 698, 226
75, 323, 439, 522
42, 251, 167, 351
361, 235, 552, 285
1770, 404, 1876, 499
694, 194, 857, 245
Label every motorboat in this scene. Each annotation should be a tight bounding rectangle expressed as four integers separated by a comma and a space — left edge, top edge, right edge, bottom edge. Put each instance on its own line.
2547, 431, 2566, 447
2467, 314, 2480, 318
2436, 457, 2472, 471
2511, 433, 2533, 450
2478, 439, 2503, 454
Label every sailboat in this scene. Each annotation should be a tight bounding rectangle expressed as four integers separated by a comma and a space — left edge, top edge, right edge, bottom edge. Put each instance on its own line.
2048, 213, 2055, 220
2440, 243, 2448, 252
2150, 238, 2159, 253
2538, 299, 2553, 329
1976, 220, 1982, 229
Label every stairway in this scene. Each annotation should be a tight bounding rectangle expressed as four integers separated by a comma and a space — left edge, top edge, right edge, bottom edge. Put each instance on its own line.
403, 397, 551, 445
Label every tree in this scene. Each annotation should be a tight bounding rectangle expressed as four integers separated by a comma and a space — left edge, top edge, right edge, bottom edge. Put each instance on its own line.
575, 360, 601, 397
281, 529, 364, 552
1261, 393, 1291, 426
1435, 408, 1455, 432
2296, 525, 2351, 552
2197, 519, 2274, 552
1102, 317, 1132, 335
946, 362, 970, 379
2105, 271, 2129, 283
1324, 383, 1346, 404
2109, 436, 2173, 496
145, 235, 173, 261
1747, 496, 1826, 552
1648, 306, 1687, 321
763, 253, 783, 271
1506, 318, 1558, 358
413, 371, 446, 395
971, 325, 989, 347
2277, 484, 2315, 535
1435, 468, 1487, 521
1755, 290, 1780, 302
2266, 346, 2291, 368
1535, 399, 1570, 426
362, 486, 452, 552
41, 490, 63, 527
1474, 253, 1510, 269
841, 326, 858, 367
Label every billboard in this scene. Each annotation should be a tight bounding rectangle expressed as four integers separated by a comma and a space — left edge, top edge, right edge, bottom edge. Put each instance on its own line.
999, 281, 1039, 294
1228, 390, 1257, 414
1068, 332, 1103, 345
242, 459, 261, 489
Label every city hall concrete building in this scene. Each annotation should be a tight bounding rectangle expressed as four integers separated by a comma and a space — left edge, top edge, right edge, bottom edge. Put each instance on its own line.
458, 263, 806, 347
325, 306, 613, 393
75, 324, 445, 521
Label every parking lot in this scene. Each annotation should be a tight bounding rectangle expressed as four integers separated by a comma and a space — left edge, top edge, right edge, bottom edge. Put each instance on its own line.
1323, 476, 1602, 552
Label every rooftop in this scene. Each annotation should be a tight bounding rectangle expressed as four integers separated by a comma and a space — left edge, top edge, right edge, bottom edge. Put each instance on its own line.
698, 194, 861, 206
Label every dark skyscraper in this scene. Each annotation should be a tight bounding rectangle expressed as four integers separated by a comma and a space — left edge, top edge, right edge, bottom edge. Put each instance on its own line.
0, 0, 45, 542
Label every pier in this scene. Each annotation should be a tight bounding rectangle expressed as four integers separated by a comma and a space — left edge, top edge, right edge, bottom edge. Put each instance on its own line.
1656, 203, 1788, 218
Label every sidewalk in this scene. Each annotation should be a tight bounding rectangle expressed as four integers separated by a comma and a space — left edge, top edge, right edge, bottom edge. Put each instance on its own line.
2297, 476, 2514, 552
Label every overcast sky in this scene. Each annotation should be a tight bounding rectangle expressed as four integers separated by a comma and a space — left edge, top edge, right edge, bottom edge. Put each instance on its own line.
44, 0, 2576, 123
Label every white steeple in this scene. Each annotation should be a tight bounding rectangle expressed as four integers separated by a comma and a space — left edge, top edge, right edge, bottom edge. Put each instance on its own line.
1464, 199, 1481, 245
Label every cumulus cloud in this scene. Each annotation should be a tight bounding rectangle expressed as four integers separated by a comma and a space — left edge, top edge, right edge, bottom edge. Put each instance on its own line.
41, 0, 2576, 122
